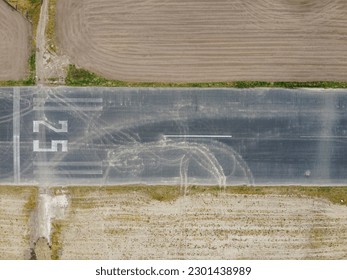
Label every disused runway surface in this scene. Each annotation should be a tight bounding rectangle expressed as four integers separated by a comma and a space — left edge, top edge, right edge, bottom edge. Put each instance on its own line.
1, 87, 347, 186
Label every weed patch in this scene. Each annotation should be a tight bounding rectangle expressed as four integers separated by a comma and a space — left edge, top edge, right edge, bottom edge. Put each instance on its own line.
66, 65, 347, 89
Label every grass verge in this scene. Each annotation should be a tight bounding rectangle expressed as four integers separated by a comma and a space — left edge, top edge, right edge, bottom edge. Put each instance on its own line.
23, 186, 38, 218
222, 186, 347, 206
53, 186, 182, 209
66, 65, 347, 88
7, 0, 41, 47
0, 185, 38, 212
53, 185, 347, 206
51, 221, 63, 260
46, 0, 56, 52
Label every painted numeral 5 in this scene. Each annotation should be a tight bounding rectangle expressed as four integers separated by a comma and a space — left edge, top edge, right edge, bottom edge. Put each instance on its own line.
33, 140, 68, 152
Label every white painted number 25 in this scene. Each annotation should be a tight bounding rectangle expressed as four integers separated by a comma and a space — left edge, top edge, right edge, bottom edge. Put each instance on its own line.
33, 121, 68, 152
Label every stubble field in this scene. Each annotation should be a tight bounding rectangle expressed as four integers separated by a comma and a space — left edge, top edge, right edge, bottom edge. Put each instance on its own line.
0, 187, 37, 259
50, 187, 347, 259
1, 186, 346, 259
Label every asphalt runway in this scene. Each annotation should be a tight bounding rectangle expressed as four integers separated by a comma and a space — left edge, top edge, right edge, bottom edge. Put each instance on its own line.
1, 87, 347, 186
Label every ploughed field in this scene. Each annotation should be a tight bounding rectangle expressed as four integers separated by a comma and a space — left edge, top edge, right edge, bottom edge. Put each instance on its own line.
57, 0, 347, 82
0, 0, 31, 80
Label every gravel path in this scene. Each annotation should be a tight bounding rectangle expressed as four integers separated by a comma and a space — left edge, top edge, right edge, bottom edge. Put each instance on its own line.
36, 0, 48, 84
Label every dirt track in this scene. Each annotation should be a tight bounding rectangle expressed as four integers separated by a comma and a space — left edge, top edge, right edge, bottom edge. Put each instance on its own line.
53, 189, 347, 260
0, 0, 31, 80
56, 0, 347, 82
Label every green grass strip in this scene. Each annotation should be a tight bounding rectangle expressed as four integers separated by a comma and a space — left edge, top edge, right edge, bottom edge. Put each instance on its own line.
65, 65, 347, 88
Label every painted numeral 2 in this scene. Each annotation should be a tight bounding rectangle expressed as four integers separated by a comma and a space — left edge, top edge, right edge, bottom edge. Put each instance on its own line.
33, 120, 68, 152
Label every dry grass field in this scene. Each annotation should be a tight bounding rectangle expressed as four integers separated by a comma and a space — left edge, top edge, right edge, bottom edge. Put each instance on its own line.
49, 187, 347, 260
0, 186, 346, 259
0, 0, 31, 80
0, 187, 37, 259
56, 0, 347, 82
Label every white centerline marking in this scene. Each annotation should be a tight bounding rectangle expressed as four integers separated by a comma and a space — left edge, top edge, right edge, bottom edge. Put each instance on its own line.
33, 98, 103, 103
33, 106, 103, 111
165, 135, 232, 138
300, 136, 347, 139
33, 161, 102, 167
33, 170, 103, 175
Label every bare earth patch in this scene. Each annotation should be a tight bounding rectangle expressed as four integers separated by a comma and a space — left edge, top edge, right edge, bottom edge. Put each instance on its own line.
56, 0, 347, 82
53, 188, 347, 260
0, 0, 31, 80
0, 187, 37, 259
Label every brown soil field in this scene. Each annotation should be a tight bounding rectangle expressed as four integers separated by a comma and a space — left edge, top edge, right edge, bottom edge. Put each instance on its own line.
51, 188, 347, 260
0, 0, 31, 80
56, 0, 347, 82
